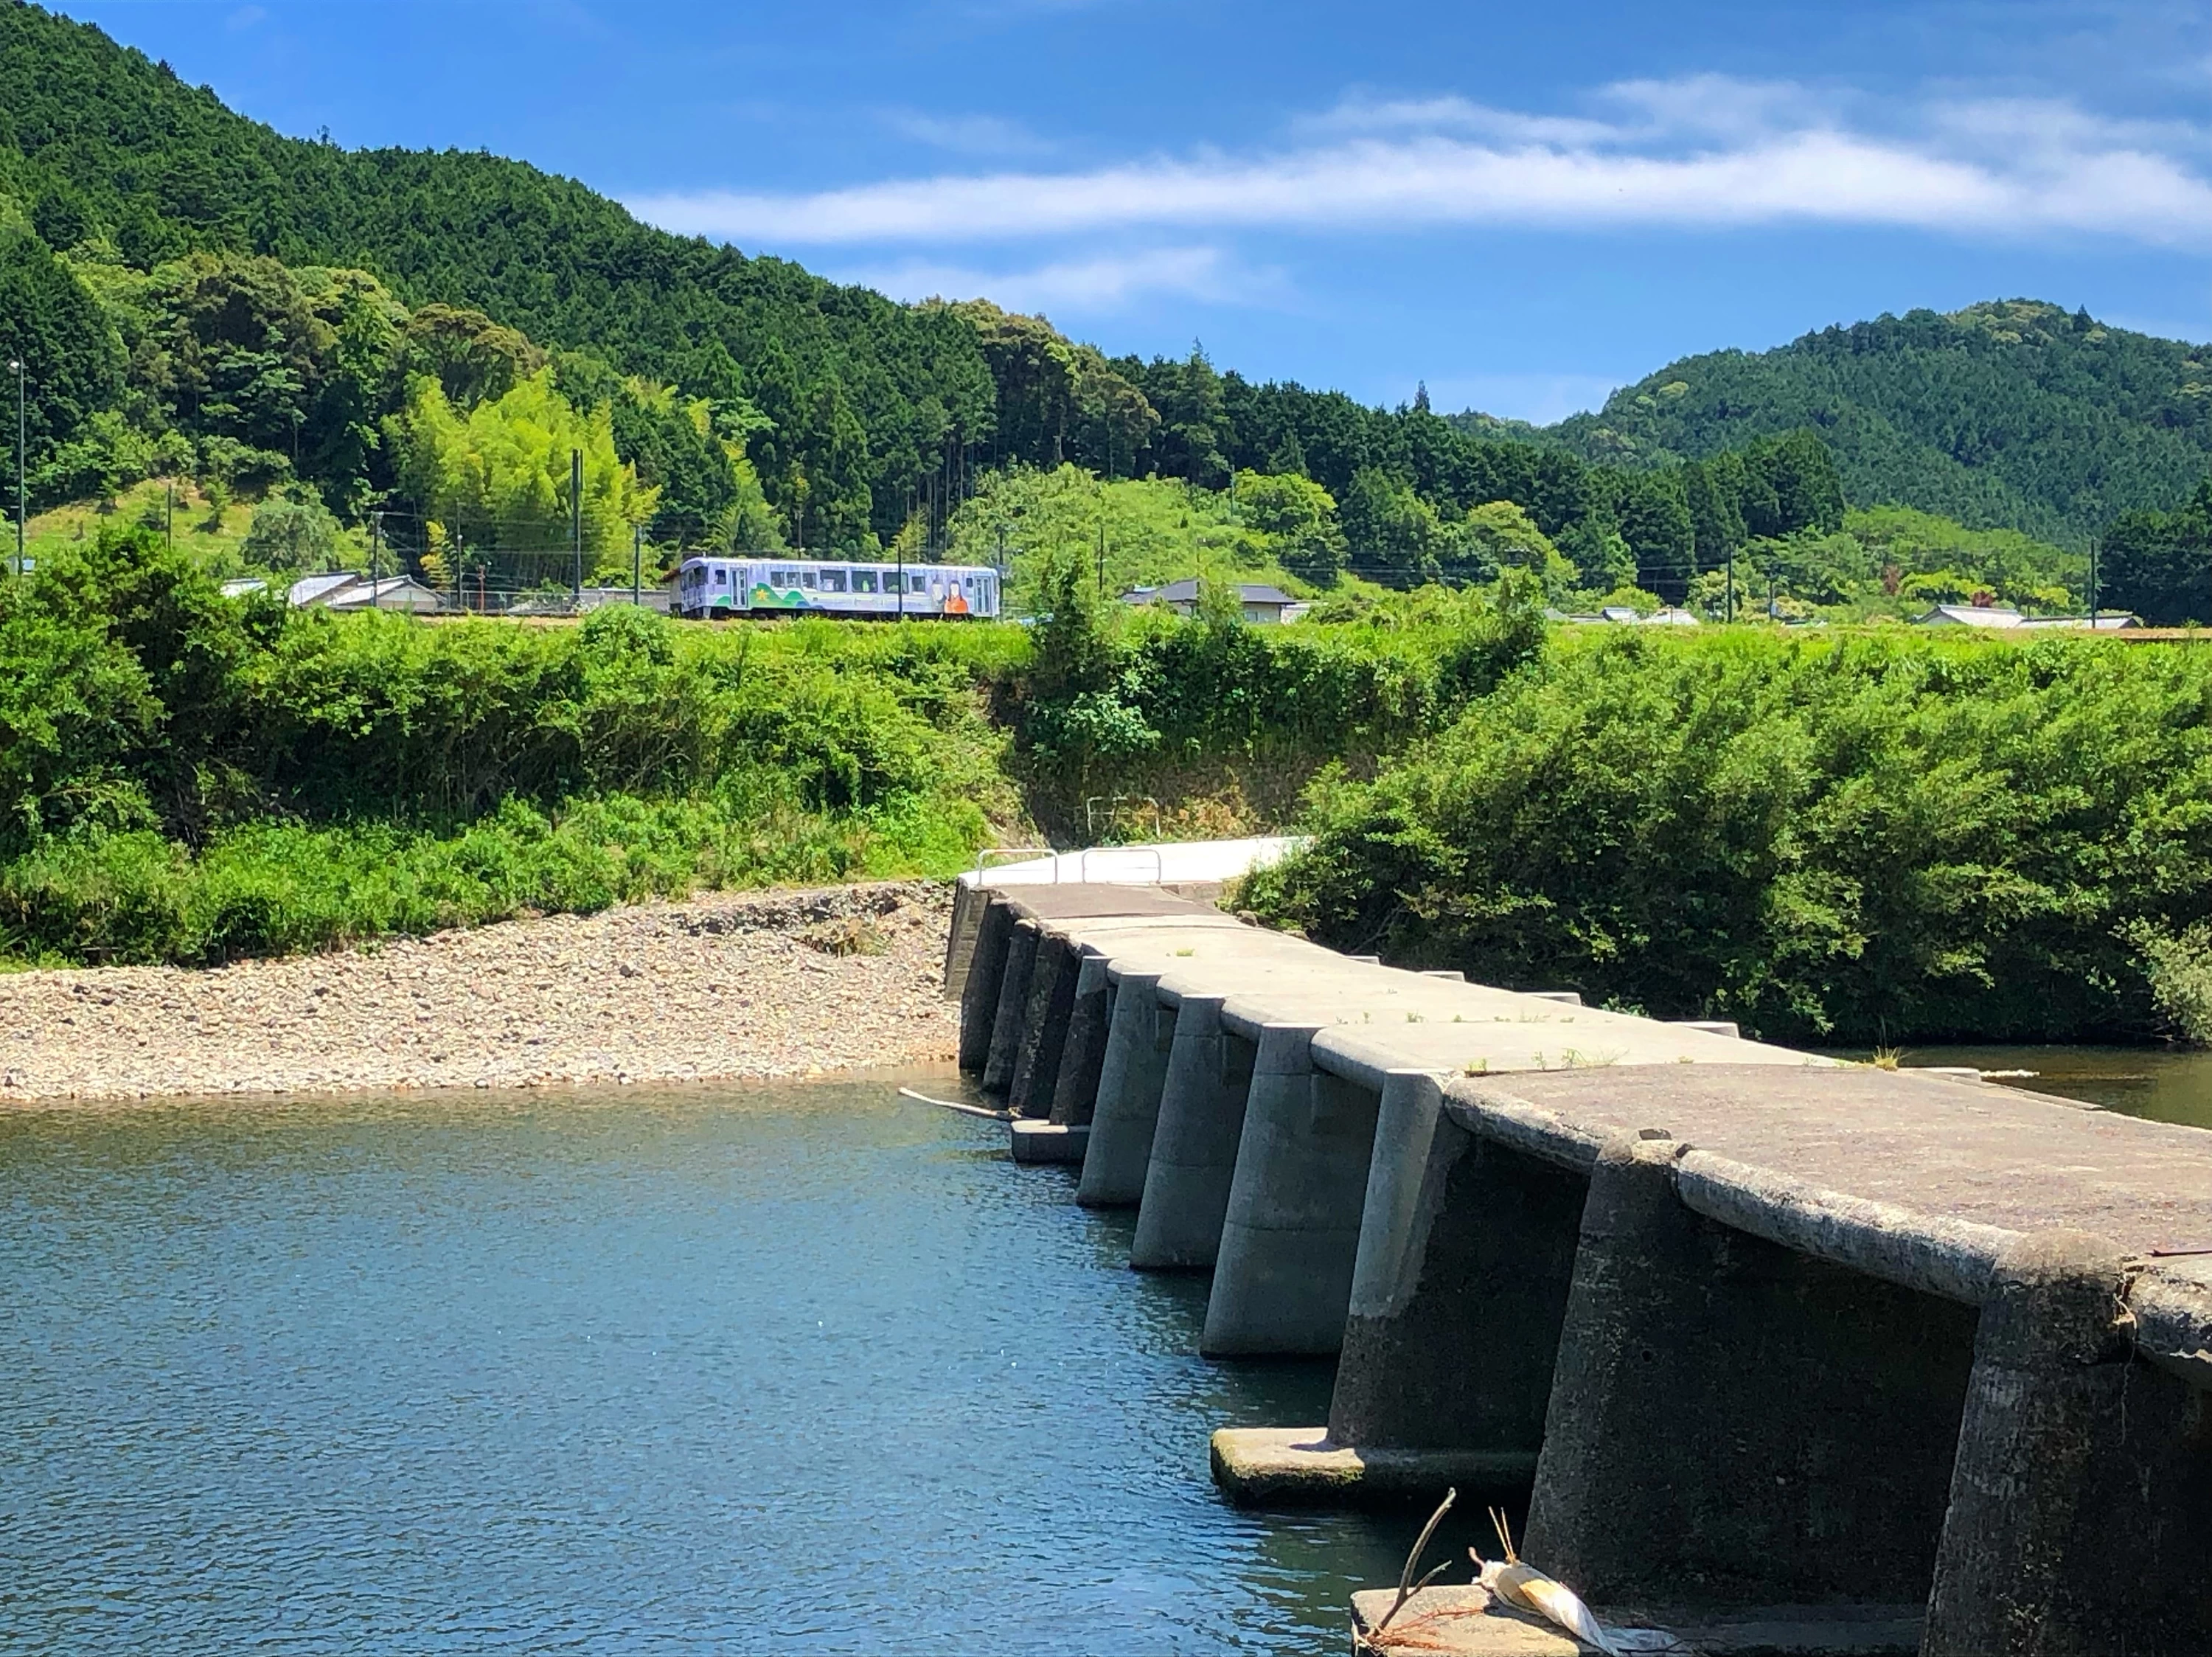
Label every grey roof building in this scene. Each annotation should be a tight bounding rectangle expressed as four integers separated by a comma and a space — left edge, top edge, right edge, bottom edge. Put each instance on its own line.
1120, 578, 1300, 623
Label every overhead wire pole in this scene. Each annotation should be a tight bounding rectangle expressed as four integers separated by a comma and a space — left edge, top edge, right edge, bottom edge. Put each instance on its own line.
8, 359, 22, 578
570, 448, 583, 608
632, 524, 642, 609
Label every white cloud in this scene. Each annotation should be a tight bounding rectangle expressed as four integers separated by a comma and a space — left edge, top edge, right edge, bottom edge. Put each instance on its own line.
880, 109, 1055, 159
627, 75, 2212, 254
843, 245, 1260, 314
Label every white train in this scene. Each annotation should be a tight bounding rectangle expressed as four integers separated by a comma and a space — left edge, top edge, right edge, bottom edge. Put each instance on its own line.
675, 557, 1001, 620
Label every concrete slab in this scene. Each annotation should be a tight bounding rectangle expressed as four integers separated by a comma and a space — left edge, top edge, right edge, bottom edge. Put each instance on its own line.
1349, 1589, 1923, 1656
1350, 1588, 1580, 1655
1442, 1065, 2212, 1368
1009, 1120, 1089, 1164
1042, 912, 1820, 1083
1211, 1425, 1535, 1509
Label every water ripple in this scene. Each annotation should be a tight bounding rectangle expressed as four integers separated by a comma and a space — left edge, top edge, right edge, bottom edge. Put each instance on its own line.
0, 1082, 1414, 1654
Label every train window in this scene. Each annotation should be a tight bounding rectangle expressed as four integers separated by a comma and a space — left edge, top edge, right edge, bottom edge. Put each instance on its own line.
799, 571, 818, 588
770, 569, 799, 586
852, 570, 877, 594
714, 569, 727, 586
820, 569, 848, 592
909, 572, 929, 592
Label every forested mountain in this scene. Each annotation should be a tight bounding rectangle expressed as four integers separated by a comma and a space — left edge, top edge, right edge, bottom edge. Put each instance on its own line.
1517, 301, 2212, 548
0, 0, 2198, 608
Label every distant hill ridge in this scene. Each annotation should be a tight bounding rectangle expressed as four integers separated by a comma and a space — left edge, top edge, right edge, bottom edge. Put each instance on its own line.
1486, 300, 2212, 547
1, 0, 2208, 555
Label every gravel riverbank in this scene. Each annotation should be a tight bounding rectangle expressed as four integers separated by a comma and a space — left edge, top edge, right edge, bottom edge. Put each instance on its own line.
0, 882, 959, 1105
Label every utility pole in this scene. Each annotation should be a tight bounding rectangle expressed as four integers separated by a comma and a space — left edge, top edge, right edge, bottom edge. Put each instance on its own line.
632, 524, 642, 608
1725, 550, 1734, 622
1096, 518, 1105, 599
165, 481, 175, 551
370, 510, 383, 587
8, 360, 22, 578
2089, 535, 2099, 624
570, 448, 584, 606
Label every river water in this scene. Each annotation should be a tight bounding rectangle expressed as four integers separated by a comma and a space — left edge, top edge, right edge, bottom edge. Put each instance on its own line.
0, 1078, 1413, 1655
6, 1054, 2205, 1655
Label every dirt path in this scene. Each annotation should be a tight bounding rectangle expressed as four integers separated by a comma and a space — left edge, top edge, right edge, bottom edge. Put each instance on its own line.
0, 883, 959, 1105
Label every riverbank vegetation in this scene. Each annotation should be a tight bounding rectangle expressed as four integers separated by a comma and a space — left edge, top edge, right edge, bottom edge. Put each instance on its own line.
16, 522, 2212, 1050
0, 525, 1513, 965
0, 527, 1022, 963
1238, 625, 2212, 1045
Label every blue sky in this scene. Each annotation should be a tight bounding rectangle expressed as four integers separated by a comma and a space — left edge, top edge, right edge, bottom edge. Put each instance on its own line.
66, 0, 2212, 422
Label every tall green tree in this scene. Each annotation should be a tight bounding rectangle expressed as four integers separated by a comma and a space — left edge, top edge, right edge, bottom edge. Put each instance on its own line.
0, 229, 125, 502
1339, 467, 1441, 585
2104, 478, 2212, 625
390, 369, 656, 584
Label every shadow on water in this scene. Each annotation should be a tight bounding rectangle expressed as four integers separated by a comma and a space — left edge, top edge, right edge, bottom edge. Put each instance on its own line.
0, 1077, 1447, 1656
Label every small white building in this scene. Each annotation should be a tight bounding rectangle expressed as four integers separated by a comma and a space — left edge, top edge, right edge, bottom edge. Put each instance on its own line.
1120, 578, 1299, 624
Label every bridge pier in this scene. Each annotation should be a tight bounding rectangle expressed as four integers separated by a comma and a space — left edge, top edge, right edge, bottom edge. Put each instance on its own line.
1048, 953, 1113, 1128
981, 918, 1040, 1096
1202, 1026, 1380, 1356
1525, 1133, 1975, 1623
1077, 973, 1172, 1207
1130, 995, 1256, 1271
956, 895, 1015, 1075
1924, 1230, 2212, 1656
1213, 1071, 1582, 1506
1008, 931, 1081, 1119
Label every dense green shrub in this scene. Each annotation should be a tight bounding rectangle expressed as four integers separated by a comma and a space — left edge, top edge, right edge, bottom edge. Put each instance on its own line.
1242, 627, 2212, 1043
0, 526, 1021, 963
1012, 574, 1545, 830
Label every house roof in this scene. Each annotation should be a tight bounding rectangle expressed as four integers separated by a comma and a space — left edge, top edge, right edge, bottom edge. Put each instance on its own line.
2017, 612, 2140, 630
218, 577, 268, 598
287, 572, 365, 607
323, 577, 442, 610
1121, 578, 1297, 606
1916, 603, 2023, 627
1915, 605, 2140, 630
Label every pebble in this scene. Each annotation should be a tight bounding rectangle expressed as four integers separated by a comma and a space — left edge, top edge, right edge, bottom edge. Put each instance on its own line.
0, 883, 960, 1107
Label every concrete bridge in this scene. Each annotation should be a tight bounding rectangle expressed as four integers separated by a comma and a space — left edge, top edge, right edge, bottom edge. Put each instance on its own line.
944, 872, 2212, 1656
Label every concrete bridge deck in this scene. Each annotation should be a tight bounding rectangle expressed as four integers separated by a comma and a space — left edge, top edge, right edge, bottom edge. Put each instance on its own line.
948, 869, 2212, 1655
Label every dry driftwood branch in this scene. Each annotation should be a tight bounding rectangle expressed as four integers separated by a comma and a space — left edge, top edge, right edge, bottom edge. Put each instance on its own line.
1371, 1487, 1458, 1639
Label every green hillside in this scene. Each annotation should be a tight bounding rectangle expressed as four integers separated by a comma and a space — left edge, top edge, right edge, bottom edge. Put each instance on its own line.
0, 0, 2196, 608
1516, 300, 2212, 548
